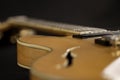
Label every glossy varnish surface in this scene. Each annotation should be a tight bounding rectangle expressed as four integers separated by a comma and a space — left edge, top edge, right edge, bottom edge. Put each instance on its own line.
18, 36, 117, 80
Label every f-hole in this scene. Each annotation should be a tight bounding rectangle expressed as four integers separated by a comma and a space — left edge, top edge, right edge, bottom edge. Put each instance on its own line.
65, 51, 74, 67
55, 46, 80, 69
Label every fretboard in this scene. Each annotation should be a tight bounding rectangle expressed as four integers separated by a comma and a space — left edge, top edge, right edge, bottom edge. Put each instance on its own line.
5, 16, 107, 36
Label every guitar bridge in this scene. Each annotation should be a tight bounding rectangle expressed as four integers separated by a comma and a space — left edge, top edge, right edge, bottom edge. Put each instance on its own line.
95, 35, 120, 47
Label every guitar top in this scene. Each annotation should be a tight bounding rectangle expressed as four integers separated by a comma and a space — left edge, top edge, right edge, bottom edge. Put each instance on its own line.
17, 35, 120, 80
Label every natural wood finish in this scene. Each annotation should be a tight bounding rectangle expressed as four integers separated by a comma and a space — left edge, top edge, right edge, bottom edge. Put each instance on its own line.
17, 35, 119, 80
17, 36, 52, 69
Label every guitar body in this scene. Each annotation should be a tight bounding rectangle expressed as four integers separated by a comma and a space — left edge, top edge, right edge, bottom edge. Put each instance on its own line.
17, 35, 118, 80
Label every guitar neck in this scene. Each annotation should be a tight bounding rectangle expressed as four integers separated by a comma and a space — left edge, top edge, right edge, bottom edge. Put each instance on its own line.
4, 16, 107, 36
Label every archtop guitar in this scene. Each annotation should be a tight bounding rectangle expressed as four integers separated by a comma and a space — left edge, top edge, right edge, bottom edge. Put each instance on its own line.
1, 16, 120, 80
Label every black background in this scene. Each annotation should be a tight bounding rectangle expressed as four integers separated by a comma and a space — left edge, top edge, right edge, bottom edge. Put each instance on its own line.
0, 0, 120, 80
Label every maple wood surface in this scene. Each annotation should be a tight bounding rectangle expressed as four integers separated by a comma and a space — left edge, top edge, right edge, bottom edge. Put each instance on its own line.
17, 35, 118, 80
